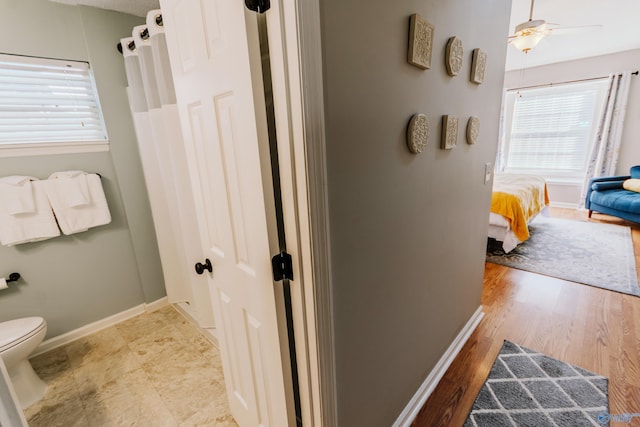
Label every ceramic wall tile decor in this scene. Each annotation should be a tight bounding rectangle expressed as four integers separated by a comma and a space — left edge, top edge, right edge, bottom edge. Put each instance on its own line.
445, 36, 463, 76
407, 113, 429, 154
441, 115, 458, 149
407, 14, 434, 70
470, 48, 487, 84
466, 116, 480, 144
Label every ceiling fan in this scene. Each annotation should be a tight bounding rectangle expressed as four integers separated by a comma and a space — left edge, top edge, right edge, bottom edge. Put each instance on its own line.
508, 0, 602, 53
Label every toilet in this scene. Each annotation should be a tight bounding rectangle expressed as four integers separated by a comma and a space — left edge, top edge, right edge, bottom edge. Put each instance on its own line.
0, 317, 48, 408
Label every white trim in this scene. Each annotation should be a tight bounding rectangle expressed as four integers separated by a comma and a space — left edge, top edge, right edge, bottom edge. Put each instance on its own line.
0, 141, 109, 158
545, 179, 582, 186
144, 296, 169, 313
265, 2, 316, 424
32, 297, 169, 356
172, 302, 219, 346
31, 303, 147, 357
267, 0, 334, 425
290, 0, 338, 425
548, 201, 579, 209
393, 306, 485, 427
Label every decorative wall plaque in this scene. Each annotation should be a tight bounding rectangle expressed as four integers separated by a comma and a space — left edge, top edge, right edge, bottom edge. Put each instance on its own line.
407, 14, 434, 70
470, 48, 487, 84
407, 113, 429, 154
441, 115, 458, 149
445, 36, 463, 76
466, 116, 480, 145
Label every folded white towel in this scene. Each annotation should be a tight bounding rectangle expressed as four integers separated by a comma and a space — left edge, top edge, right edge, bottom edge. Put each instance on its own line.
47, 170, 90, 208
0, 180, 61, 246
0, 176, 38, 215
45, 172, 111, 235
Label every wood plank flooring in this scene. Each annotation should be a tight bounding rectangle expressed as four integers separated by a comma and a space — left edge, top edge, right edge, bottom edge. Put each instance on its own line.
412, 208, 640, 427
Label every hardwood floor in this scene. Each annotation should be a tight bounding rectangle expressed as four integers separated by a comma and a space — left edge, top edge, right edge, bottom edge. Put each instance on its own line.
412, 208, 640, 427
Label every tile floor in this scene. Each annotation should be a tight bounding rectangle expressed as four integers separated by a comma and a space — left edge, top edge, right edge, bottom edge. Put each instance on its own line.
24, 305, 238, 426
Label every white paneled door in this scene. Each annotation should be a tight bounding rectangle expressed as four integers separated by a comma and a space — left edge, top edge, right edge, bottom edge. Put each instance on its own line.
160, 1, 290, 426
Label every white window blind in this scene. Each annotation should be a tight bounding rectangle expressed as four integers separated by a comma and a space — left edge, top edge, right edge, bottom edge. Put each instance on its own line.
503, 80, 607, 180
0, 54, 107, 146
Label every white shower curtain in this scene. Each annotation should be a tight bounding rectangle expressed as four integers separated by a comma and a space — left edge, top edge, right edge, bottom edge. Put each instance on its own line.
120, 10, 215, 327
579, 71, 631, 209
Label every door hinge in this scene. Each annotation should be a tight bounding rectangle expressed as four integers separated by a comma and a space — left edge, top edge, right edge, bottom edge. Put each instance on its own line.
244, 0, 270, 13
271, 251, 293, 281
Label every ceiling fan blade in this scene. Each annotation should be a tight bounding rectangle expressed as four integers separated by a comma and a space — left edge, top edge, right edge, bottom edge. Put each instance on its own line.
548, 24, 603, 35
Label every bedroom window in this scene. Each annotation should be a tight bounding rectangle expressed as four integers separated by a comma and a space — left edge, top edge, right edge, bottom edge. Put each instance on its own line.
501, 79, 608, 181
0, 54, 108, 157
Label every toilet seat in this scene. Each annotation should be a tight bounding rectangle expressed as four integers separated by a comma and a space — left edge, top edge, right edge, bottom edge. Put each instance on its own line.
0, 317, 46, 353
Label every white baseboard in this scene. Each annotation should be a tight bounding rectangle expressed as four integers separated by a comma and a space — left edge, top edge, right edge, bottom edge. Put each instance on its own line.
32, 297, 168, 358
145, 296, 169, 312
392, 306, 485, 427
548, 201, 579, 209
173, 302, 219, 346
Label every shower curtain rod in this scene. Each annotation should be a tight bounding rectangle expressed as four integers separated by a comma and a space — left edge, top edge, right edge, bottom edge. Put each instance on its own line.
116, 13, 163, 55
508, 70, 639, 92
116, 40, 136, 55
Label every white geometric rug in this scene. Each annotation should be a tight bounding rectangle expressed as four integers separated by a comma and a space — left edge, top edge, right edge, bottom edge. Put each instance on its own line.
464, 340, 609, 427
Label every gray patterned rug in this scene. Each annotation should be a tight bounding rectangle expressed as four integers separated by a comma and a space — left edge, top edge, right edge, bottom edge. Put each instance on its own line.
487, 216, 640, 297
464, 340, 609, 427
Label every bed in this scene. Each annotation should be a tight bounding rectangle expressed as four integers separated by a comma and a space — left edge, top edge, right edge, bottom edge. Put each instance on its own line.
488, 173, 549, 252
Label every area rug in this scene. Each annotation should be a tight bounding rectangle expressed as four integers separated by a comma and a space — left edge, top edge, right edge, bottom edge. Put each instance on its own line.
464, 340, 609, 427
486, 216, 640, 297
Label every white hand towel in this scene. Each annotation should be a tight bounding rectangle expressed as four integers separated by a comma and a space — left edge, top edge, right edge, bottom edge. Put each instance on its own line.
47, 170, 90, 208
0, 180, 61, 246
45, 173, 111, 235
0, 176, 38, 215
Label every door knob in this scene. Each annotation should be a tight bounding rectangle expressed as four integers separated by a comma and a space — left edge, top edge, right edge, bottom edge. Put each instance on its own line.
195, 258, 212, 275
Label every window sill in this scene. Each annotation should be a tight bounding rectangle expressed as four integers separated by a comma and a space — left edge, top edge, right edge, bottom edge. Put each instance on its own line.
0, 141, 110, 158
501, 169, 584, 186
544, 178, 583, 186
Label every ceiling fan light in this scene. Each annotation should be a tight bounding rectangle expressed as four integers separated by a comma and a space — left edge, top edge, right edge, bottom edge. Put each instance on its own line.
510, 32, 545, 53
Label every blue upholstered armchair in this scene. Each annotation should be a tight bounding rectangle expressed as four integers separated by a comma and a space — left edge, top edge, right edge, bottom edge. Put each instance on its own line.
586, 165, 640, 223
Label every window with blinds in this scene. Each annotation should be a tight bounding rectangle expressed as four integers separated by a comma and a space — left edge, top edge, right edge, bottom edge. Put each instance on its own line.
502, 79, 608, 181
0, 54, 107, 149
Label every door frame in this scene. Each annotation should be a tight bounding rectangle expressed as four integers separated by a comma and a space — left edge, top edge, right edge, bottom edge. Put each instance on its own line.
264, 1, 337, 425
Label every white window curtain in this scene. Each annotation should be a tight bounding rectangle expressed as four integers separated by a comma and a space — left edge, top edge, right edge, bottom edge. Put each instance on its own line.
578, 71, 632, 209
495, 91, 507, 173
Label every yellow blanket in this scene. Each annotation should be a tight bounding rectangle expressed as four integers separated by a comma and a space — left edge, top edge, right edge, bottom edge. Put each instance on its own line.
491, 174, 549, 241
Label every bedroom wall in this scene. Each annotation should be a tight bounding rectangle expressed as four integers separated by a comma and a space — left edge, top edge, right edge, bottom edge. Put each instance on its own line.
504, 49, 640, 206
0, 0, 165, 337
320, 0, 511, 425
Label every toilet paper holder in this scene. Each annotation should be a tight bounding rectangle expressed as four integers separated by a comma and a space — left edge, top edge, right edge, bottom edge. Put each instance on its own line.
7, 273, 20, 283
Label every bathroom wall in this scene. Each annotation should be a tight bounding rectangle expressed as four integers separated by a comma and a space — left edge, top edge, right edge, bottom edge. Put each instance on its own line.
0, 0, 165, 337
320, 0, 511, 425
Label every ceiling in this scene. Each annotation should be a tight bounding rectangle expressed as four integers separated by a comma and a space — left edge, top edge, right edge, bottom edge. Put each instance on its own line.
50, 0, 160, 18
51, 0, 640, 71
506, 0, 640, 71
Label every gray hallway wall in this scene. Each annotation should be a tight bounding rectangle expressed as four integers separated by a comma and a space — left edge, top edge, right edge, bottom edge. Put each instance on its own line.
320, 0, 511, 425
